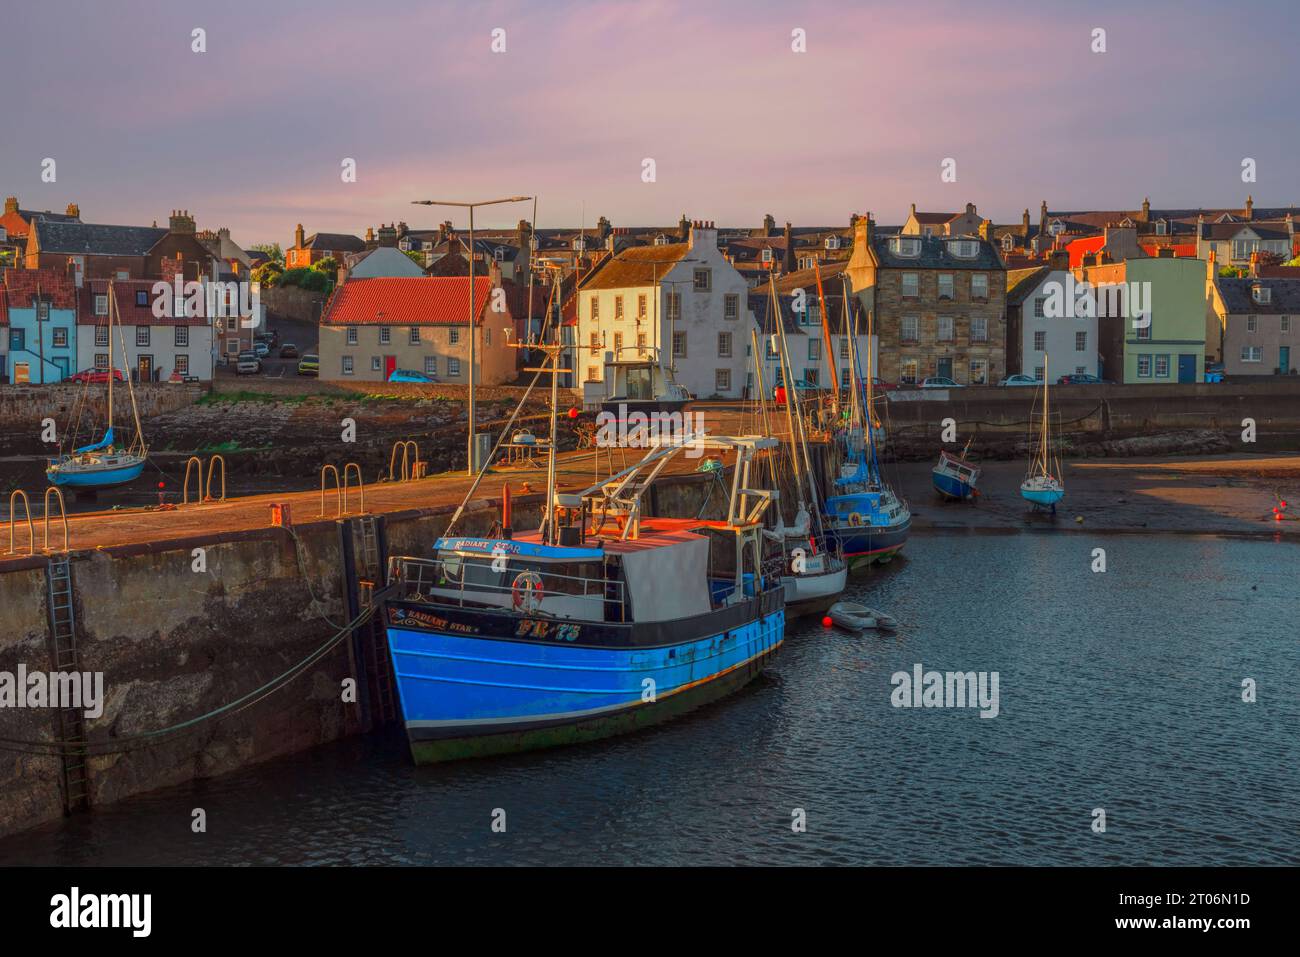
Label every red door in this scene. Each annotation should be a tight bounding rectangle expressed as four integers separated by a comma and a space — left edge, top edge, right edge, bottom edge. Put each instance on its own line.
384, 355, 396, 381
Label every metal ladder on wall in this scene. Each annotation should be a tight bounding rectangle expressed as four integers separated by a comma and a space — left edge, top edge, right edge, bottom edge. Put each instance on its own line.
46, 559, 90, 813
348, 516, 397, 727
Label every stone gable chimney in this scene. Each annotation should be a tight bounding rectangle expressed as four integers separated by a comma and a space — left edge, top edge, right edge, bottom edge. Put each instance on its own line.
1021, 208, 1031, 236
1245, 194, 1254, 221
168, 209, 196, 234
65, 203, 80, 218
762, 213, 776, 237
979, 218, 994, 241
678, 214, 690, 242
1140, 197, 1151, 222
688, 220, 717, 252
782, 222, 795, 273
377, 223, 397, 247
3, 197, 18, 215
294, 223, 305, 249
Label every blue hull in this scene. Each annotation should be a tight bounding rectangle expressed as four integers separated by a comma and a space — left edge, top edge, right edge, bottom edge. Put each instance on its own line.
822, 515, 911, 565
46, 460, 146, 489
385, 599, 785, 762
1021, 488, 1064, 507
932, 471, 976, 500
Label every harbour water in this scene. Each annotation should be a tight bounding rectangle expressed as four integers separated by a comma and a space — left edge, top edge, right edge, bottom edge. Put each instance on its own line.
1, 531, 1295, 866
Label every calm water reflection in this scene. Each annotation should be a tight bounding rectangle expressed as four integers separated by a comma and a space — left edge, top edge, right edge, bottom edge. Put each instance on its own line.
2, 532, 1296, 866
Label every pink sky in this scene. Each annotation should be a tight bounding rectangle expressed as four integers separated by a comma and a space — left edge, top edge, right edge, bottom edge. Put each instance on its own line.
4, 0, 1297, 247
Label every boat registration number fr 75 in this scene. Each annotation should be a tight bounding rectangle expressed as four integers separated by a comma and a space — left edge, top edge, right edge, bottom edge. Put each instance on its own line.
517, 619, 580, 642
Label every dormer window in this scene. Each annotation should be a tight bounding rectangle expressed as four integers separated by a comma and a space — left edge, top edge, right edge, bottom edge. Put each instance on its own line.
399, 238, 412, 251
761, 248, 774, 263
493, 247, 507, 262
572, 237, 586, 251
654, 234, 668, 246
825, 235, 840, 250
1155, 220, 1168, 236
891, 237, 921, 257
1118, 217, 1135, 228
1049, 221, 1065, 236
1001, 234, 1014, 252
948, 240, 977, 258
1252, 284, 1271, 305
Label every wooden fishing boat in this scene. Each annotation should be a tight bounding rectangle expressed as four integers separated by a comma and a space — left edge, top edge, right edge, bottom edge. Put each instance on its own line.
932, 439, 980, 501
381, 339, 785, 764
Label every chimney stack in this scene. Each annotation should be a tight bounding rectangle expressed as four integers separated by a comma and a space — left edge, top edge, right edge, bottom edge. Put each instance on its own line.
1140, 197, 1151, 222
1021, 208, 1031, 236
1245, 194, 1254, 221
168, 209, 196, 234
979, 218, 994, 241
295, 223, 305, 249
65, 203, 80, 218
3, 197, 17, 216
782, 222, 795, 273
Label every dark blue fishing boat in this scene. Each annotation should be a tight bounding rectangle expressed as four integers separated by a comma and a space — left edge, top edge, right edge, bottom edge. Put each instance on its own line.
381, 340, 785, 763
931, 440, 980, 501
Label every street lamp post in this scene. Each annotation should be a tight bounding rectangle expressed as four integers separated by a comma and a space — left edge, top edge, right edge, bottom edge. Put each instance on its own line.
412, 195, 531, 474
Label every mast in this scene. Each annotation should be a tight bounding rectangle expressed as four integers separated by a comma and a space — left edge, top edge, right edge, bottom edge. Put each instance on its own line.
1041, 352, 1051, 477
813, 261, 840, 406
770, 276, 822, 522
106, 280, 114, 435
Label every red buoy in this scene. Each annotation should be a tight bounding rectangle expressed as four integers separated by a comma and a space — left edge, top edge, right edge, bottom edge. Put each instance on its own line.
821, 616, 833, 628
157, 482, 165, 489
567, 407, 579, 419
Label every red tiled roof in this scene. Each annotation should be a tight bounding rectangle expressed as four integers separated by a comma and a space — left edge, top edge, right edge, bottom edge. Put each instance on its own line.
78, 278, 209, 325
2, 267, 79, 309
320, 276, 500, 326
1067, 235, 1106, 269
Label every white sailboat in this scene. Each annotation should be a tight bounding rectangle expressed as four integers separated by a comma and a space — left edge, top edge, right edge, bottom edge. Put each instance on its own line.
47, 280, 148, 490
1020, 352, 1064, 511
756, 278, 847, 616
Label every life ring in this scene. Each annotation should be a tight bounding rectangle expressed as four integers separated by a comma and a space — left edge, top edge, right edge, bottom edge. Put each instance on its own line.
848, 512, 864, 527
511, 570, 544, 612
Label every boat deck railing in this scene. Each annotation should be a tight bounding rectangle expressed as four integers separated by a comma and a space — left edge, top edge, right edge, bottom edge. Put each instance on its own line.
393, 555, 627, 622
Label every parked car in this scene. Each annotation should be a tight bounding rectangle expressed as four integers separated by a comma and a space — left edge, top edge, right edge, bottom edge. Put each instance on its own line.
253, 341, 270, 359
236, 351, 261, 375
868, 376, 898, 391
998, 374, 1040, 386
278, 343, 299, 359
297, 354, 319, 376
920, 376, 963, 389
1057, 373, 1113, 385
388, 368, 436, 383
69, 367, 126, 384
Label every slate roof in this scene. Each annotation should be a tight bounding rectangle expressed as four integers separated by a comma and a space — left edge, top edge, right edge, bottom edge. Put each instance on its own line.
34, 220, 166, 257
320, 276, 499, 326
1005, 267, 1051, 307
871, 234, 1002, 270
1199, 221, 1292, 240
20, 208, 80, 224
1216, 277, 1300, 315
304, 232, 366, 253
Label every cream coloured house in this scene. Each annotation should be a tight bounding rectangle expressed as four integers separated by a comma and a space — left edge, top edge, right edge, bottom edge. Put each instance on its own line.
319, 275, 516, 384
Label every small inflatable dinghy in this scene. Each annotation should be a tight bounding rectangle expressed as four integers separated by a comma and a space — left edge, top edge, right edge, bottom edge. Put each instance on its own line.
828, 601, 897, 632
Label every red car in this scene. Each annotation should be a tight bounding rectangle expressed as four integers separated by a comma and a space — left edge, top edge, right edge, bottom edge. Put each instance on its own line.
69, 368, 126, 383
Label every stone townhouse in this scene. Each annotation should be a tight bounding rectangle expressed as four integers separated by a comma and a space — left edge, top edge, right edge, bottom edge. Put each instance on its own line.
901, 202, 985, 239
575, 221, 749, 399
842, 216, 1007, 386
285, 224, 366, 269
1209, 270, 1300, 376
77, 273, 215, 382
25, 210, 216, 283
318, 272, 515, 384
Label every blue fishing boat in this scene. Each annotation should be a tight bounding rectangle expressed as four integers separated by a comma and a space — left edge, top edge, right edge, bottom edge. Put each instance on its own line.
932, 441, 980, 501
381, 339, 785, 763
821, 289, 910, 568
47, 281, 148, 491
1020, 354, 1065, 512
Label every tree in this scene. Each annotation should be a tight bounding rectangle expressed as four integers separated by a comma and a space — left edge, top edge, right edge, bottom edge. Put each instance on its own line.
312, 256, 339, 276
252, 260, 284, 287
403, 249, 425, 267
251, 243, 283, 263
